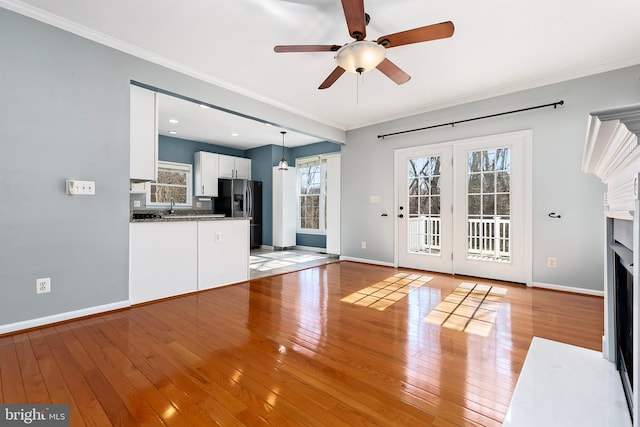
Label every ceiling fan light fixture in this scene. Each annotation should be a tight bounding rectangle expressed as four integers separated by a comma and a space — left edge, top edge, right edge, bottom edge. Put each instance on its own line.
335, 41, 385, 74
278, 131, 289, 170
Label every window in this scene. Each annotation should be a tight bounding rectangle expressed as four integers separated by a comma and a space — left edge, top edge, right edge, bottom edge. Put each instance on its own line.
297, 156, 330, 233
146, 161, 192, 207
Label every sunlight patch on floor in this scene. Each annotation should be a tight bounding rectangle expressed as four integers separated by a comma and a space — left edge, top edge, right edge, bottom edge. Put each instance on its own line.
340, 272, 433, 311
424, 282, 507, 337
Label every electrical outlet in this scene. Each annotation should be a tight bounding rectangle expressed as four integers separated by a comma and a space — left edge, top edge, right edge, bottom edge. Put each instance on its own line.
196, 201, 202, 208
547, 257, 557, 268
361, 241, 366, 249
36, 277, 51, 294
133, 200, 141, 208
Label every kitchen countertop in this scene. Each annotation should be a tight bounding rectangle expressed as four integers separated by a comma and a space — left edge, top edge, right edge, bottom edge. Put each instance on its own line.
130, 210, 250, 223
130, 216, 249, 223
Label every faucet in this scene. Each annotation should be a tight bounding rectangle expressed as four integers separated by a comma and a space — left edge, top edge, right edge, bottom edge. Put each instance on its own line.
169, 197, 175, 215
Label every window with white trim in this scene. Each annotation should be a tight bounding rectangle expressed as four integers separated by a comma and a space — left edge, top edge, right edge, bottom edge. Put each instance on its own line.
146, 161, 193, 207
297, 154, 337, 234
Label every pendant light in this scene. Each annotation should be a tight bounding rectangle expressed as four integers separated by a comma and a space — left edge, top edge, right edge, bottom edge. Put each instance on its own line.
278, 131, 289, 170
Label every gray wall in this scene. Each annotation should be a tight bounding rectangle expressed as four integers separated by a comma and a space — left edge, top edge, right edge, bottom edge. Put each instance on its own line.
0, 8, 342, 327
342, 64, 640, 291
158, 135, 246, 164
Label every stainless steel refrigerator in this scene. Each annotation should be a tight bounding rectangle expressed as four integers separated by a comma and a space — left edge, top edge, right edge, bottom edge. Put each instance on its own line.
212, 178, 262, 248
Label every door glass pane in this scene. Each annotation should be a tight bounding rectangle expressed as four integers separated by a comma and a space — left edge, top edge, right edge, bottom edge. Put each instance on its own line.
496, 172, 510, 192
431, 176, 441, 195
466, 148, 511, 262
468, 151, 481, 173
419, 177, 430, 195
407, 156, 441, 255
468, 174, 480, 193
430, 196, 440, 215
409, 178, 419, 195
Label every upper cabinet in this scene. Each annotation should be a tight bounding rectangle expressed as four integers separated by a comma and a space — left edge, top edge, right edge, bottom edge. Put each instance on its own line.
194, 151, 219, 197
130, 85, 158, 182
218, 154, 251, 179
195, 152, 252, 196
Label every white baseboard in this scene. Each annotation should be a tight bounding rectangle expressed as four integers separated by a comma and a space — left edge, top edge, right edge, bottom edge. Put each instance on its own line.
0, 300, 130, 335
532, 282, 604, 297
295, 245, 327, 253
339, 256, 395, 267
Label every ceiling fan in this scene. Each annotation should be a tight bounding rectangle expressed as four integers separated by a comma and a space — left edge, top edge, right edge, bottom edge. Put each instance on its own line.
274, 0, 454, 89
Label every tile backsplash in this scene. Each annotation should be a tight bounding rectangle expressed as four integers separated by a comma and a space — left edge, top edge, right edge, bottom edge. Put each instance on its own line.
129, 191, 212, 211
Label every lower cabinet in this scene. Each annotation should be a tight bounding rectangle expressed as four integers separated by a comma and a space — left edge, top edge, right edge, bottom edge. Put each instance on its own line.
129, 221, 198, 304
129, 219, 249, 304
198, 220, 249, 290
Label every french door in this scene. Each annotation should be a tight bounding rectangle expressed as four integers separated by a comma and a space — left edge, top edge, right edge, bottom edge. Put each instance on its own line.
396, 130, 531, 284
397, 145, 453, 274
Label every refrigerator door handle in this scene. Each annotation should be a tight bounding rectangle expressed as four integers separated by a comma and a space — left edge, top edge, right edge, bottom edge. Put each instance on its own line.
247, 184, 252, 218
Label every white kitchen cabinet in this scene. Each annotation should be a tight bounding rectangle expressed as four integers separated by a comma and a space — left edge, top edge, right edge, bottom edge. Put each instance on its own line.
130, 85, 158, 182
235, 157, 251, 179
129, 222, 198, 304
218, 154, 251, 179
194, 151, 219, 197
272, 166, 297, 248
197, 219, 249, 290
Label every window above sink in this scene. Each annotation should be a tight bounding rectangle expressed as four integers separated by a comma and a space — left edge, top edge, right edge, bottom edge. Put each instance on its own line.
145, 161, 193, 207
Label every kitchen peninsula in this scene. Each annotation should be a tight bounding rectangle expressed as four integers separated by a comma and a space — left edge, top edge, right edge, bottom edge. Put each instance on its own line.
129, 213, 249, 304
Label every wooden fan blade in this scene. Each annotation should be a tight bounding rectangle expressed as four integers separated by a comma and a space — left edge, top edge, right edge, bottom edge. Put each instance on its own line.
274, 45, 341, 53
376, 21, 454, 48
319, 67, 346, 90
341, 0, 366, 40
376, 58, 411, 85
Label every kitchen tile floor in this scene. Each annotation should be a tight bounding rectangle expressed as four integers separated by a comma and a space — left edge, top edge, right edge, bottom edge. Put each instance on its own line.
249, 248, 339, 280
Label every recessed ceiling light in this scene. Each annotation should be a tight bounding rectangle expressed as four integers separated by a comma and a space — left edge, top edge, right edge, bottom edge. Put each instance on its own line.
199, 104, 210, 109
231, 133, 239, 137
169, 119, 179, 124
168, 131, 177, 135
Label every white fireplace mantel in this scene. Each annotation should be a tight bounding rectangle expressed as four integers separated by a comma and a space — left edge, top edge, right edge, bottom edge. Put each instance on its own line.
583, 104, 640, 216
583, 103, 640, 426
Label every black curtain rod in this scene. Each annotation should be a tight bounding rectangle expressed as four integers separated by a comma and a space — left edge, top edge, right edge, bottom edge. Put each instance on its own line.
377, 100, 565, 139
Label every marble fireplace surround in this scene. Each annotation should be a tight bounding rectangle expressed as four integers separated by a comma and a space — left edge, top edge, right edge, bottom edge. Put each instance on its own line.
583, 103, 640, 425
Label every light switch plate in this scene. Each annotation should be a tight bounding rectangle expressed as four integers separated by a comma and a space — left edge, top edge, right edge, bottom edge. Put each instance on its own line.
66, 179, 95, 195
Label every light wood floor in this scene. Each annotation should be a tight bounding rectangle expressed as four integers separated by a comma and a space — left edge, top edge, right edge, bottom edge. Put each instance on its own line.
0, 262, 603, 426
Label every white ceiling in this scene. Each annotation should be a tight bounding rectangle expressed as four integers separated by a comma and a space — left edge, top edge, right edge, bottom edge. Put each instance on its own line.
157, 93, 325, 149
4, 0, 640, 147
